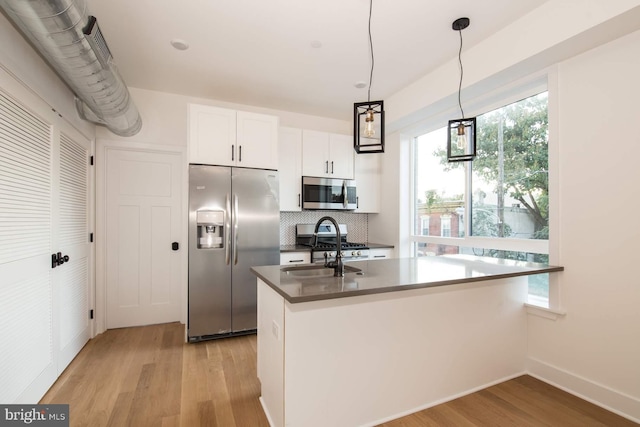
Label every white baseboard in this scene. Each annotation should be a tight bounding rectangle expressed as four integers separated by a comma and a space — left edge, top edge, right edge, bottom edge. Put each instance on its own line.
527, 357, 640, 423
259, 396, 275, 427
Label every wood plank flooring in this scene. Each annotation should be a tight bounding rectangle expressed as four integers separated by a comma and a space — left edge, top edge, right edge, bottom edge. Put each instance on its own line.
41, 323, 268, 427
41, 322, 637, 427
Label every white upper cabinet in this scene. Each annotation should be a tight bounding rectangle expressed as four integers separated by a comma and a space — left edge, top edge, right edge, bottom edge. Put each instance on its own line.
302, 130, 354, 179
354, 153, 380, 213
301, 130, 329, 177
189, 104, 278, 170
189, 104, 236, 166
329, 133, 354, 180
278, 127, 302, 211
237, 111, 279, 170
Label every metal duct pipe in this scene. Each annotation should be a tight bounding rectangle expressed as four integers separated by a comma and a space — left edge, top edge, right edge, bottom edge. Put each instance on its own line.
0, 0, 142, 136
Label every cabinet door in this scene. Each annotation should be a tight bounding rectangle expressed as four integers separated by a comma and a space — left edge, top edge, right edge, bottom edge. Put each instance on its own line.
188, 104, 236, 166
355, 153, 380, 213
280, 252, 311, 265
278, 127, 302, 211
237, 111, 279, 170
302, 129, 330, 177
329, 133, 354, 179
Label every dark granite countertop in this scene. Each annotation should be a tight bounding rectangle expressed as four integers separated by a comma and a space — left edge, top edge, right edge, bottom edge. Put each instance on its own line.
251, 254, 563, 303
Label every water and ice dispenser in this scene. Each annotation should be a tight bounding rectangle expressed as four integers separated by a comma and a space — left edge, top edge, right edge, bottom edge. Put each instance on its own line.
196, 210, 225, 249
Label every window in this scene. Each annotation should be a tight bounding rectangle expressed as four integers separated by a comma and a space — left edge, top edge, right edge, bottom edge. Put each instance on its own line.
420, 216, 430, 236
440, 215, 451, 237
411, 91, 549, 303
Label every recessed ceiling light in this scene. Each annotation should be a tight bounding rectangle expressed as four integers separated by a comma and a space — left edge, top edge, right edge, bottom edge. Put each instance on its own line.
354, 81, 367, 89
310, 40, 322, 48
170, 39, 189, 51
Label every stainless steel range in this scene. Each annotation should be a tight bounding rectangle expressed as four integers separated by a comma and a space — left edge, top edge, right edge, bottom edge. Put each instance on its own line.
295, 223, 369, 262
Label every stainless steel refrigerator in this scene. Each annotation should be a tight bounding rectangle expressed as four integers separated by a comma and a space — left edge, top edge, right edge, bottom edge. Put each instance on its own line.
188, 165, 279, 341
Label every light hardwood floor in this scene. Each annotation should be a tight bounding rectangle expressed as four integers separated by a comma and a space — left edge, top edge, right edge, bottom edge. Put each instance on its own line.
41, 322, 637, 427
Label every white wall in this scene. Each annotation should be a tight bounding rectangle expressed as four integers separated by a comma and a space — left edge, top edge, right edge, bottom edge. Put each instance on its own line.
95, 87, 351, 145
527, 29, 640, 421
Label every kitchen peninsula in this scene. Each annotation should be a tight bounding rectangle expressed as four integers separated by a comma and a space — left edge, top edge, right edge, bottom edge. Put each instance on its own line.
251, 255, 563, 427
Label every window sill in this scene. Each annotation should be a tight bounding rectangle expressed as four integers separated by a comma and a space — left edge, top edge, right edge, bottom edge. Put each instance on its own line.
525, 302, 566, 321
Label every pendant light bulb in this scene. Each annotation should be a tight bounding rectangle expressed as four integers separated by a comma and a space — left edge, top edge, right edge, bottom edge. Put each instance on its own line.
456, 123, 466, 149
364, 108, 375, 137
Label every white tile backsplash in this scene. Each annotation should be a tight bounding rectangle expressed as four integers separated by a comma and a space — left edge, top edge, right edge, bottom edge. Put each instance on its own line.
280, 211, 368, 245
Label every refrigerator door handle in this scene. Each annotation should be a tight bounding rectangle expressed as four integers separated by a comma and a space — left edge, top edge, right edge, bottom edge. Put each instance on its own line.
225, 193, 231, 265
233, 193, 239, 265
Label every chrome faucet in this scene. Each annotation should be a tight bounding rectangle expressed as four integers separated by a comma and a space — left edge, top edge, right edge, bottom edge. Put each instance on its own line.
313, 216, 344, 277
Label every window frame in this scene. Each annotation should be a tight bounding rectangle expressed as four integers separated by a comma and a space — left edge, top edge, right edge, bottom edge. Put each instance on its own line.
408, 73, 557, 307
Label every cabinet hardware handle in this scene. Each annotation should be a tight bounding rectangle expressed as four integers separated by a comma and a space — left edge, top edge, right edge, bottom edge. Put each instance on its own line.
51, 252, 70, 268
172, 242, 179, 251
289, 259, 304, 263
298, 193, 301, 207
232, 144, 235, 161
331, 161, 334, 174
374, 255, 385, 258
325, 160, 328, 174
239, 145, 242, 162
357, 196, 359, 209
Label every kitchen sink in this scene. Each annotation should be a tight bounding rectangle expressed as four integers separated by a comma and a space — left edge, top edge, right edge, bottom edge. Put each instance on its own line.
281, 264, 362, 277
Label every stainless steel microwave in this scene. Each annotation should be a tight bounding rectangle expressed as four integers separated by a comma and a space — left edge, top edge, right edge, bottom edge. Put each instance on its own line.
302, 177, 357, 210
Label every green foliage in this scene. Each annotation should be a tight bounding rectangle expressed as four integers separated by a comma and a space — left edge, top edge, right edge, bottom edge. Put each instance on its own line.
436, 92, 549, 234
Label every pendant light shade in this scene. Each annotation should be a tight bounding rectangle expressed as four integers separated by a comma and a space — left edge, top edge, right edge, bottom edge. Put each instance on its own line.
354, 100, 385, 153
447, 117, 476, 161
447, 17, 476, 162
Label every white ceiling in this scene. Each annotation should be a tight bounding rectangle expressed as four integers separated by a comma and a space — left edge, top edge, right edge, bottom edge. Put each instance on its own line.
86, 0, 548, 121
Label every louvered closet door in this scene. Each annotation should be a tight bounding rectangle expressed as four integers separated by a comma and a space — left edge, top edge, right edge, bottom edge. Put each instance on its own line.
0, 84, 56, 403
0, 67, 92, 403
54, 126, 91, 372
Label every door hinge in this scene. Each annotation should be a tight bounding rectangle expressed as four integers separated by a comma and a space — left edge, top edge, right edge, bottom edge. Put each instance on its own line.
90, 155, 94, 166
89, 309, 94, 319
89, 232, 94, 243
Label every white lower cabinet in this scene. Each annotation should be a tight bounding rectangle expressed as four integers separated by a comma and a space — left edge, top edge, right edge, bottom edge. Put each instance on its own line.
369, 248, 393, 260
280, 252, 311, 265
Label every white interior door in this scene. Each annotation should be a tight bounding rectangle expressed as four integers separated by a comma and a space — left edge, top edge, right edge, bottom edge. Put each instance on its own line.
0, 68, 92, 403
105, 148, 182, 329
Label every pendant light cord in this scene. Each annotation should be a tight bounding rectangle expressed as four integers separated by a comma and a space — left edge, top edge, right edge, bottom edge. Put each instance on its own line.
367, 0, 374, 103
457, 28, 465, 119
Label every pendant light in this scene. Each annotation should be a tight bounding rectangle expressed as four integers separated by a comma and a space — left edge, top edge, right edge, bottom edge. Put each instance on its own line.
447, 17, 476, 162
354, 0, 384, 154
